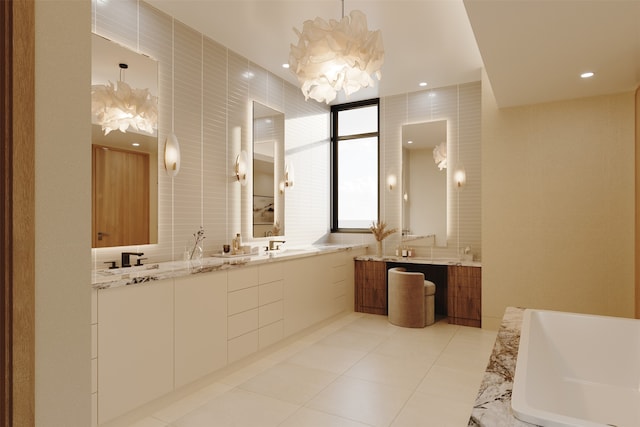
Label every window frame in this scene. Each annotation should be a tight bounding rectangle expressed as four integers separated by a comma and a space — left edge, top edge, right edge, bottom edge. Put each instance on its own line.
330, 98, 380, 232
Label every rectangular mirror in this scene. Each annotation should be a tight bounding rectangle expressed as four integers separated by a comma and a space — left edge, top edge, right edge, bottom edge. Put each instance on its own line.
91, 34, 158, 248
402, 120, 447, 246
252, 102, 284, 238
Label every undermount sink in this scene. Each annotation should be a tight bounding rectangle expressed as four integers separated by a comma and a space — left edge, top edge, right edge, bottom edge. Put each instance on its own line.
95, 264, 160, 275
264, 247, 319, 257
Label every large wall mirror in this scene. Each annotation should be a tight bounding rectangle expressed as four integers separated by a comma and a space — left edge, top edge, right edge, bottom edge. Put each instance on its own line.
91, 34, 158, 248
402, 120, 447, 246
252, 102, 285, 238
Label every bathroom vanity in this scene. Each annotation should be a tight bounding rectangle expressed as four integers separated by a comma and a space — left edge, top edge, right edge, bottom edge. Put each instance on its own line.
90, 245, 365, 426
354, 256, 482, 327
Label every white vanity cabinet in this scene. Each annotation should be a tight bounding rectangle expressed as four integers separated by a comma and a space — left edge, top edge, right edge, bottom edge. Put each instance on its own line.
227, 266, 260, 363
258, 262, 284, 349
91, 289, 98, 427
174, 272, 227, 388
93, 247, 362, 424
97, 279, 174, 425
283, 250, 358, 337
226, 263, 285, 362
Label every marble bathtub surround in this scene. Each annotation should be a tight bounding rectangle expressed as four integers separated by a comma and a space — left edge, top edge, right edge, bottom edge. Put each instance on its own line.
468, 307, 540, 426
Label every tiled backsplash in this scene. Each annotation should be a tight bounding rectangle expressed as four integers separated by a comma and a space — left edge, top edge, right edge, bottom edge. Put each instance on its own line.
91, 0, 481, 269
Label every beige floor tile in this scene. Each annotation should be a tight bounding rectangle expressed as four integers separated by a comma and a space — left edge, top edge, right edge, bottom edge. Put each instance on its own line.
128, 417, 170, 427
279, 407, 373, 427
344, 352, 433, 389
306, 376, 413, 427
173, 389, 299, 427
218, 357, 280, 387
434, 337, 493, 375
318, 327, 386, 353
373, 332, 450, 361
343, 314, 400, 337
153, 382, 233, 422
139, 314, 496, 427
390, 391, 473, 427
287, 343, 367, 374
238, 362, 338, 405
416, 365, 484, 405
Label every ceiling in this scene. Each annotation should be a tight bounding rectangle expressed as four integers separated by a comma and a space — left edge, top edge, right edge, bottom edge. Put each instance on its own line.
146, 0, 640, 108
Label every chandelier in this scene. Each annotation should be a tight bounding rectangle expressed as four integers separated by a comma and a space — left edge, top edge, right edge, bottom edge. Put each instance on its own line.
91, 63, 158, 135
433, 142, 447, 170
289, 3, 384, 104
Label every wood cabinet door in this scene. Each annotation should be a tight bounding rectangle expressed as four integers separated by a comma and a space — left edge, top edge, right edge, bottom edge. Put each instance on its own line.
355, 260, 387, 315
448, 265, 481, 327
92, 144, 149, 247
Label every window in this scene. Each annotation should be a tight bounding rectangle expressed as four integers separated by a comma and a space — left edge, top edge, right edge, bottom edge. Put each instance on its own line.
331, 99, 379, 231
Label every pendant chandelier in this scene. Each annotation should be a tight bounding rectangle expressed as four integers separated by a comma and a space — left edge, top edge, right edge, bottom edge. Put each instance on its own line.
91, 63, 158, 135
289, 1, 384, 104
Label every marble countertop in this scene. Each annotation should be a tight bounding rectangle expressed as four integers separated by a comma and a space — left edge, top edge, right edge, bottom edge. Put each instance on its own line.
92, 244, 364, 290
468, 307, 540, 427
355, 255, 482, 268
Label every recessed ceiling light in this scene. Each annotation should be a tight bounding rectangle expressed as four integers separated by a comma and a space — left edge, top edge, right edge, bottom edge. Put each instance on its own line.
580, 72, 595, 79
407, 140, 413, 144
419, 82, 428, 87
282, 63, 290, 69
131, 142, 140, 147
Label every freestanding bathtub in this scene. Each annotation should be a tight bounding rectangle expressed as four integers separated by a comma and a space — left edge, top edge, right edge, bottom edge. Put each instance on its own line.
512, 309, 640, 427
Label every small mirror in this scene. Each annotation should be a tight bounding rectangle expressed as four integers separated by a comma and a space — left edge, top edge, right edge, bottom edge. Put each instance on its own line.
402, 120, 447, 246
252, 102, 285, 238
91, 34, 158, 248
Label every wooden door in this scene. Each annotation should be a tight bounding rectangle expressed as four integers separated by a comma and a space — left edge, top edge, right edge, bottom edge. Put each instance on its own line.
92, 145, 150, 247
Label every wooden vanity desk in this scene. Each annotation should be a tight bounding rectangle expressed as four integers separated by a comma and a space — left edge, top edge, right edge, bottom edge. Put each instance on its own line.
354, 257, 482, 327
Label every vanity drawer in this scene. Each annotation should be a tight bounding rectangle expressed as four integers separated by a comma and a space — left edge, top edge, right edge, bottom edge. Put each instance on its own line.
228, 287, 259, 315
228, 266, 259, 292
259, 280, 283, 305
228, 308, 259, 339
259, 300, 283, 327
259, 263, 283, 284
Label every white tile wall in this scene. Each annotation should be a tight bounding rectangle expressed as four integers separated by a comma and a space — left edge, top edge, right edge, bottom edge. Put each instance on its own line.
334, 83, 483, 260
91, 0, 330, 268
91, 0, 482, 267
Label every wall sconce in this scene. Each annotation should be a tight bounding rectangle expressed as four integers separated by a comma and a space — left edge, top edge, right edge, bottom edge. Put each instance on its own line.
235, 150, 248, 186
454, 164, 466, 188
284, 163, 294, 189
279, 181, 285, 194
164, 133, 181, 177
387, 173, 397, 191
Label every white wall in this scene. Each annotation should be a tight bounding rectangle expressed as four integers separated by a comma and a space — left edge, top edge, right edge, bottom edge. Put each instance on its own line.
481, 71, 635, 329
35, 0, 92, 425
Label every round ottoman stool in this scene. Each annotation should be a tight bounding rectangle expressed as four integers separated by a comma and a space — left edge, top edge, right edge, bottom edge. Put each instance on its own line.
424, 281, 436, 326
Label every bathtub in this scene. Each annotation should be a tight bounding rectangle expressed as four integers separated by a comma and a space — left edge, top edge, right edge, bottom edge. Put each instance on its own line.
512, 309, 640, 427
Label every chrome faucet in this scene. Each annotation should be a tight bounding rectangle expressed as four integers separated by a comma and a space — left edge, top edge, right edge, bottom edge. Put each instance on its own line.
268, 240, 286, 251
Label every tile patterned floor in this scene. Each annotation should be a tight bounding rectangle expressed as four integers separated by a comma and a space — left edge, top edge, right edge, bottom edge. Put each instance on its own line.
128, 313, 497, 427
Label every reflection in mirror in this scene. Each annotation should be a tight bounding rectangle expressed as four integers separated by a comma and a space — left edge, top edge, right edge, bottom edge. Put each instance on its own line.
91, 34, 158, 248
253, 102, 285, 238
402, 120, 447, 246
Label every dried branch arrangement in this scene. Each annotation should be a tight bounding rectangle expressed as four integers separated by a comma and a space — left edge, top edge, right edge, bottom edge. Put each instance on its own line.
369, 221, 397, 242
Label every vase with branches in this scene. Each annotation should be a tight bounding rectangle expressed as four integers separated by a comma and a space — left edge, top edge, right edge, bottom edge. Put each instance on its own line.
369, 221, 397, 257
